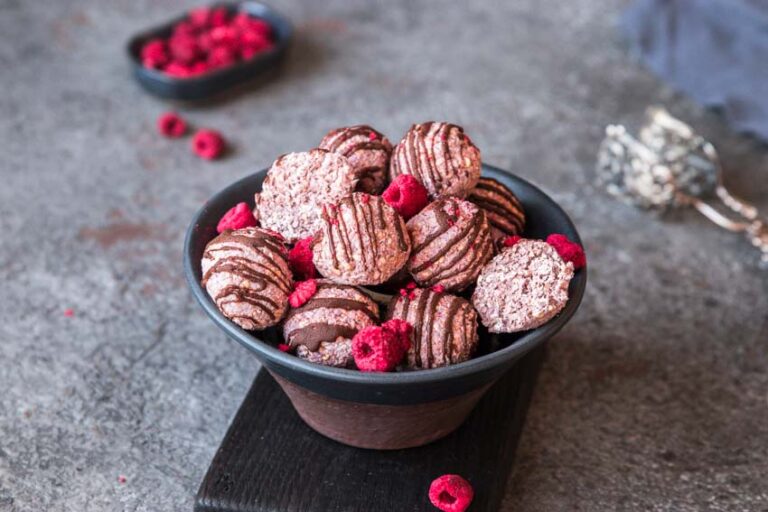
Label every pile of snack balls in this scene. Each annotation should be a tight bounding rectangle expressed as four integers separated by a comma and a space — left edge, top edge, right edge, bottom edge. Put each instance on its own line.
140, 6, 274, 79
201, 122, 586, 378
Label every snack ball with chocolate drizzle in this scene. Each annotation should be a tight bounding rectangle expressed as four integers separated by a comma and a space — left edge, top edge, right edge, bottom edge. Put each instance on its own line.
468, 177, 526, 241
389, 121, 481, 199
319, 125, 393, 194
472, 239, 574, 333
283, 280, 379, 367
406, 197, 494, 292
387, 288, 478, 369
254, 149, 359, 243
201, 227, 292, 330
312, 193, 411, 285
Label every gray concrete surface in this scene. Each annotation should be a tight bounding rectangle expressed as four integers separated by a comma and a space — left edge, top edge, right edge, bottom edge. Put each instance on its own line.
1, 0, 766, 510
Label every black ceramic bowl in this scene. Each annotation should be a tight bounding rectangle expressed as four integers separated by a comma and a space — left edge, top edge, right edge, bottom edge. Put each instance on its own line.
126, 2, 292, 101
184, 165, 586, 449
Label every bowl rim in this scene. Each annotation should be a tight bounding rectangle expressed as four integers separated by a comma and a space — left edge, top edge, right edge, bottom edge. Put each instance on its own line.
183, 164, 587, 387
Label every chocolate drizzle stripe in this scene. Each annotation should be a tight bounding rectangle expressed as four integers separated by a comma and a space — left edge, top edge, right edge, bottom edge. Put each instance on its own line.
470, 188, 525, 232
323, 126, 385, 154
217, 285, 279, 320
284, 297, 378, 323
287, 323, 359, 352
323, 207, 340, 270
473, 198, 525, 224
411, 200, 453, 253
422, 291, 442, 368
201, 254, 291, 294
474, 178, 522, 206
444, 296, 464, 364
206, 232, 288, 263
392, 214, 408, 252
412, 204, 480, 275
347, 196, 368, 268
438, 123, 454, 184
424, 221, 480, 288
422, 218, 490, 285
413, 290, 430, 368
471, 192, 524, 219
336, 202, 353, 266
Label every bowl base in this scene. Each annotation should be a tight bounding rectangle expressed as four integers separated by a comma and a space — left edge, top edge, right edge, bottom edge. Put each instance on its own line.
272, 372, 492, 450
195, 345, 545, 512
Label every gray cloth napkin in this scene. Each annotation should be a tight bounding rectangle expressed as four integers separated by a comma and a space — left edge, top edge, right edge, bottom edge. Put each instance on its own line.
622, 0, 768, 141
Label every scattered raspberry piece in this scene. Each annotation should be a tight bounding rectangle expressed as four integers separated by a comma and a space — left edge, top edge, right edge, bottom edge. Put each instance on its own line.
381, 319, 412, 353
288, 237, 317, 280
217, 202, 257, 233
428, 475, 474, 512
191, 129, 226, 160
431, 284, 445, 293
369, 131, 378, 141
546, 234, 586, 269
140, 39, 169, 69
382, 175, 430, 221
502, 235, 522, 248
289, 279, 317, 308
277, 343, 290, 352
156, 112, 187, 138
63, 308, 74, 317
352, 325, 408, 372
117, 475, 128, 484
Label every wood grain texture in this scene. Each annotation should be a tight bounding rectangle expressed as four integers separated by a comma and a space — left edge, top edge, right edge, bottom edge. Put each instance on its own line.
195, 345, 545, 512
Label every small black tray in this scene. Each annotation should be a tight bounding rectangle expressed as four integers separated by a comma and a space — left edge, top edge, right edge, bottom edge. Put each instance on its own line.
126, 2, 293, 101
194, 345, 545, 511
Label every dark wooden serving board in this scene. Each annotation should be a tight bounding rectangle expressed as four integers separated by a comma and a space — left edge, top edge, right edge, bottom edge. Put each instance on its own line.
195, 345, 545, 512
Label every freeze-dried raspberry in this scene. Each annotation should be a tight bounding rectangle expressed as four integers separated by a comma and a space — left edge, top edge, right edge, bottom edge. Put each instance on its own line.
382, 175, 429, 221
546, 233, 586, 269
288, 237, 316, 280
289, 279, 317, 308
502, 235, 521, 248
217, 202, 257, 233
428, 475, 474, 512
140, 39, 169, 69
399, 283, 417, 300
381, 319, 412, 353
156, 112, 187, 138
63, 308, 74, 317
431, 284, 446, 293
191, 129, 225, 160
277, 343, 290, 352
352, 325, 408, 372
